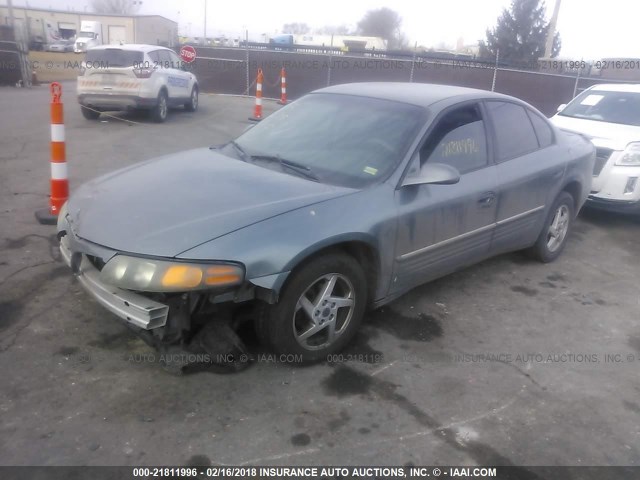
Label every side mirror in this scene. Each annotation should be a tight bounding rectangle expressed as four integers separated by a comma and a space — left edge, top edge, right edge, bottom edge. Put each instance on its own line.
403, 162, 460, 187
557, 103, 567, 113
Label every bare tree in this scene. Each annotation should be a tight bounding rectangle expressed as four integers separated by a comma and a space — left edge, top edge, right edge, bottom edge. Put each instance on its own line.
281, 23, 310, 35
91, 0, 136, 15
357, 8, 406, 49
316, 24, 351, 35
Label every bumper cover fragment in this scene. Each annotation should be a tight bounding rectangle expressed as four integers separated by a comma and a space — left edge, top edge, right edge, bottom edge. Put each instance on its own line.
60, 236, 169, 329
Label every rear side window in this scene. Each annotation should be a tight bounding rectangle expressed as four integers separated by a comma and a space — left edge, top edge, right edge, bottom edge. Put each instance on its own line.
86, 49, 143, 67
420, 104, 488, 174
168, 50, 182, 65
157, 50, 172, 64
157, 49, 179, 68
486, 101, 539, 162
527, 110, 554, 148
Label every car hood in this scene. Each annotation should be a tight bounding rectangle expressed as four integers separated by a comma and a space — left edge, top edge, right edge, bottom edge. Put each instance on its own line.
66, 148, 355, 257
551, 114, 640, 150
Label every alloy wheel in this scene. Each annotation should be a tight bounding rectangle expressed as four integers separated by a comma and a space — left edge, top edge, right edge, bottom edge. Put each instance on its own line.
292, 273, 356, 351
547, 204, 570, 252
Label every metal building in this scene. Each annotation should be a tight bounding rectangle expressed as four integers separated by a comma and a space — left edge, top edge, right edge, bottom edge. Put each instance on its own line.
0, 6, 178, 50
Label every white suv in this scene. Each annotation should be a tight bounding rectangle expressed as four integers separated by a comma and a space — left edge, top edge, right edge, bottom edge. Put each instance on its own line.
77, 44, 199, 123
551, 84, 640, 213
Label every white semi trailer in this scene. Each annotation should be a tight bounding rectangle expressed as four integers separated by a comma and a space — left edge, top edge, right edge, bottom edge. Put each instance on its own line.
74, 21, 103, 53
24, 19, 61, 51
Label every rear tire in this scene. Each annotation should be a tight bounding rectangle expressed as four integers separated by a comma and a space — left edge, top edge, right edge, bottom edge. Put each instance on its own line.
80, 105, 100, 120
258, 253, 367, 363
528, 192, 574, 263
184, 86, 198, 112
150, 90, 168, 123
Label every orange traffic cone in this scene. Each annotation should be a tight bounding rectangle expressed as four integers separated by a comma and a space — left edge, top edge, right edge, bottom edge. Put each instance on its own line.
278, 68, 288, 105
249, 68, 264, 121
36, 82, 69, 225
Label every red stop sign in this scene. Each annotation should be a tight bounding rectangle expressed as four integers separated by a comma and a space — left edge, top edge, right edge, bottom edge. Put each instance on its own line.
180, 45, 197, 63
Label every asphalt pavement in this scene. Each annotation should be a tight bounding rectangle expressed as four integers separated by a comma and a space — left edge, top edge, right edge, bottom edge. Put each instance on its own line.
1, 81, 639, 468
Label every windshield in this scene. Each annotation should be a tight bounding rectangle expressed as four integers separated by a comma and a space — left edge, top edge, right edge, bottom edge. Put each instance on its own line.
559, 89, 640, 126
85, 49, 144, 67
78, 32, 95, 38
232, 93, 426, 188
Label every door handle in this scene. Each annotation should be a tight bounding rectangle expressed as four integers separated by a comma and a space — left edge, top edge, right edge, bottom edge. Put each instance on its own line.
478, 192, 496, 207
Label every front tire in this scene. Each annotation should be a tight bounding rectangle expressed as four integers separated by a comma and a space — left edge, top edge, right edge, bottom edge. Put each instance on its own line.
150, 90, 168, 123
258, 253, 367, 363
184, 86, 198, 112
80, 105, 100, 120
529, 191, 574, 263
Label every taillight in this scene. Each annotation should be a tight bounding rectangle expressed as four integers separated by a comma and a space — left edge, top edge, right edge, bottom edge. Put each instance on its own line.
133, 67, 154, 78
79, 62, 86, 76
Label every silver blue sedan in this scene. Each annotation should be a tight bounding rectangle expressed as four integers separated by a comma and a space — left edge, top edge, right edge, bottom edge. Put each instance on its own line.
57, 83, 595, 370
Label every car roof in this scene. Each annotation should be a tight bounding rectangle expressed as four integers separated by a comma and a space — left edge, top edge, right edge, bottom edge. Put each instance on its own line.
588, 83, 640, 93
313, 82, 515, 108
88, 44, 172, 53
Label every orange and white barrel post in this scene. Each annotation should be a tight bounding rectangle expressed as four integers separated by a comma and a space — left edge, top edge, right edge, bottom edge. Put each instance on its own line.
36, 82, 69, 225
277, 67, 288, 105
249, 68, 264, 121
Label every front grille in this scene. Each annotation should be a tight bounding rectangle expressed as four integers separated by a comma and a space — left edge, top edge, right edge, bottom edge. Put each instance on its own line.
593, 147, 613, 176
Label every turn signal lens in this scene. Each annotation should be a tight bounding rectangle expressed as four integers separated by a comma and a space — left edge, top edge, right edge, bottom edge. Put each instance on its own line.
204, 266, 242, 285
161, 265, 203, 288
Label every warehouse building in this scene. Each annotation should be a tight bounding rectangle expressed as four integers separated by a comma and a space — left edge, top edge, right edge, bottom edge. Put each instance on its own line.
0, 6, 178, 49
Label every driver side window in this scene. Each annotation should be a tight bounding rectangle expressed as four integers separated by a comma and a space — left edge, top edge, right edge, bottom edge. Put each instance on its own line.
420, 104, 488, 174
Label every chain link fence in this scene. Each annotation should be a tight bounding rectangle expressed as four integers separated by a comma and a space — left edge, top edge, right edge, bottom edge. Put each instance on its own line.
185, 43, 638, 116
0, 23, 31, 87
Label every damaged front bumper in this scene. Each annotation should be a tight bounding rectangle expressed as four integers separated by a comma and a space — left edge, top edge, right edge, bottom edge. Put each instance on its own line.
60, 235, 169, 330
57, 209, 257, 373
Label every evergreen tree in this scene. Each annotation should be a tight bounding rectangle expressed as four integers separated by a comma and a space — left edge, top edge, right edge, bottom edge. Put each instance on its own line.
479, 0, 561, 65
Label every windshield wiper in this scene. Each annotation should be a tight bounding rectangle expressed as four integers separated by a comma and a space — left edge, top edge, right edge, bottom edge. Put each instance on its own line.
249, 154, 320, 182
227, 140, 249, 161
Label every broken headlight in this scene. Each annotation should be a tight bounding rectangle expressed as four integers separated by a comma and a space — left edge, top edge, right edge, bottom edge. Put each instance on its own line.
100, 255, 244, 292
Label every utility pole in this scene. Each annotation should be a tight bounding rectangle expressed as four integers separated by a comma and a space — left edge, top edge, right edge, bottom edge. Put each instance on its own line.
203, 0, 207, 46
7, 0, 15, 29
544, 0, 561, 58
7, 0, 31, 87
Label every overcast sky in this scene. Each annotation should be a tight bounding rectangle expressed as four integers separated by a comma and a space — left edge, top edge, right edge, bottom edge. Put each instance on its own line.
7, 0, 638, 60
